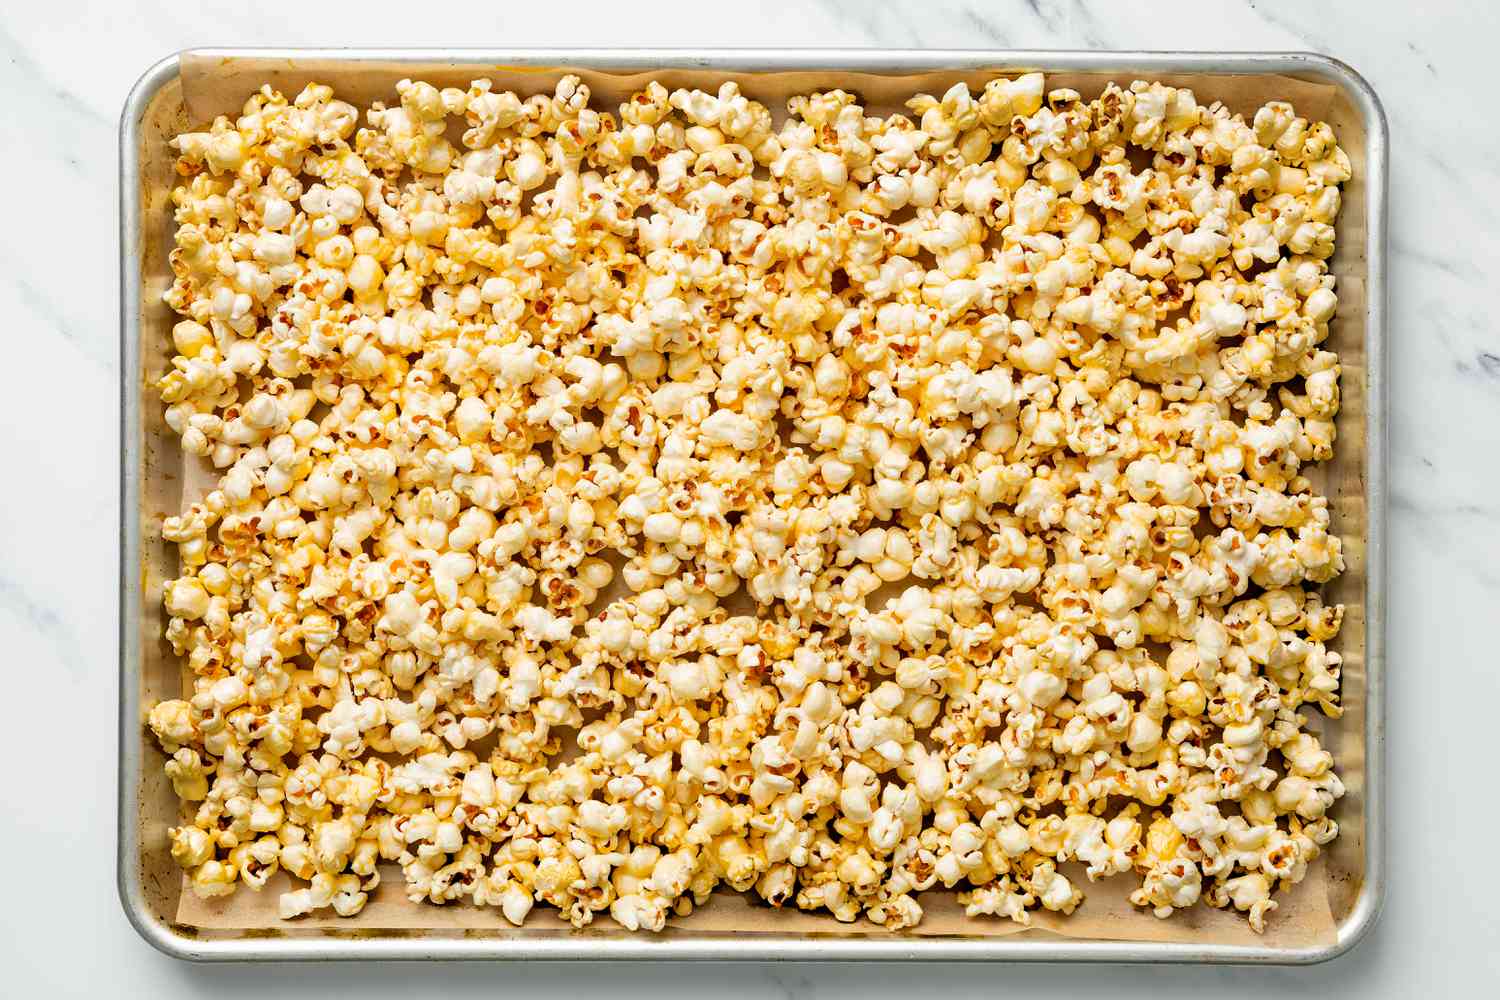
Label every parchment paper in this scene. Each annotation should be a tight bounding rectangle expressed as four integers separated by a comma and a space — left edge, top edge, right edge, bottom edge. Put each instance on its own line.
166, 54, 1342, 948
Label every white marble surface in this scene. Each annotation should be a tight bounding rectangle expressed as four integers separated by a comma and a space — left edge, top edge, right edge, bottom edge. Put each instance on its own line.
2, 0, 1496, 994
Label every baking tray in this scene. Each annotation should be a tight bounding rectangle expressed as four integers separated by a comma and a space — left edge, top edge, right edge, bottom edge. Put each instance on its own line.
119, 48, 1386, 963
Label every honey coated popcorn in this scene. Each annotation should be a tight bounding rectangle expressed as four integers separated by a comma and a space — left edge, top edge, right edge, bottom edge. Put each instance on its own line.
148, 72, 1351, 933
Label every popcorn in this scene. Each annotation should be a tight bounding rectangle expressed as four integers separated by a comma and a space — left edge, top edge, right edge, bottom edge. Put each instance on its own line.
148, 72, 1349, 935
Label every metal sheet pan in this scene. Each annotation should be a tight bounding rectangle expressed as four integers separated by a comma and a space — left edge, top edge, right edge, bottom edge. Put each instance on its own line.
119, 48, 1386, 963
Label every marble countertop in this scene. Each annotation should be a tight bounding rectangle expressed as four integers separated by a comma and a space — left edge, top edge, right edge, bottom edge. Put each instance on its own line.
4, 0, 1496, 994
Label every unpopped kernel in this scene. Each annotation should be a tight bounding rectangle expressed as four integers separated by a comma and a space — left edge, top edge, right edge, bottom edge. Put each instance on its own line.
149, 73, 1350, 934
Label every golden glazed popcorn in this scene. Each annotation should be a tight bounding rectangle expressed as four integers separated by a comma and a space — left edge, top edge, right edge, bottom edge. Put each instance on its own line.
149, 72, 1351, 934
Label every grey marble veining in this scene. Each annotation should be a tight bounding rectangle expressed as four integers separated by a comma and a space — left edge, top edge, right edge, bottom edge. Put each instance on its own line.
1, 0, 1497, 995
